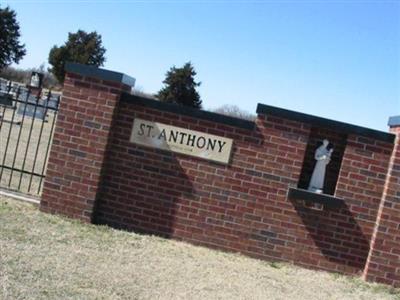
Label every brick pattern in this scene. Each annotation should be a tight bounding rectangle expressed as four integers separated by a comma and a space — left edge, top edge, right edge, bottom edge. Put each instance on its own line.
363, 127, 400, 287
40, 72, 130, 222
40, 70, 398, 286
94, 101, 393, 276
96, 106, 310, 259
335, 135, 392, 238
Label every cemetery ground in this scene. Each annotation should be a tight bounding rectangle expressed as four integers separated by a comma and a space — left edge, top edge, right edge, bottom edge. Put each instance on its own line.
1, 196, 399, 300
0, 108, 55, 195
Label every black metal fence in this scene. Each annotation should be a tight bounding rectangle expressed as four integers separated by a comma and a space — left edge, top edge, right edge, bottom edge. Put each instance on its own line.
0, 79, 60, 195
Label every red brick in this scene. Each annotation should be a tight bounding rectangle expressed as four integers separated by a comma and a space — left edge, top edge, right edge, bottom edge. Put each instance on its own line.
41, 69, 399, 288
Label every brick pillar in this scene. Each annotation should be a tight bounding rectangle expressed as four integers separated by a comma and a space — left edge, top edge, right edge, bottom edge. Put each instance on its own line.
40, 63, 135, 222
363, 116, 400, 287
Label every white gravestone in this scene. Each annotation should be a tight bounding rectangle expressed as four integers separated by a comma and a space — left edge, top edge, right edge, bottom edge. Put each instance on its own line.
308, 139, 333, 194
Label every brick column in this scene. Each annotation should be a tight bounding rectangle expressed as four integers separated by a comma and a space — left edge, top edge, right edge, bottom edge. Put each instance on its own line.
363, 116, 400, 287
40, 63, 135, 222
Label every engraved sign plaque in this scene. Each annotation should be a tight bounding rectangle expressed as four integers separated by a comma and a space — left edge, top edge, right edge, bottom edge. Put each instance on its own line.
130, 118, 233, 164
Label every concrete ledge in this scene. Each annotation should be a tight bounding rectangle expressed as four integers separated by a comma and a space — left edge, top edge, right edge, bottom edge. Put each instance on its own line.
288, 187, 345, 209
0, 188, 40, 205
257, 103, 395, 144
388, 116, 400, 127
65, 62, 136, 87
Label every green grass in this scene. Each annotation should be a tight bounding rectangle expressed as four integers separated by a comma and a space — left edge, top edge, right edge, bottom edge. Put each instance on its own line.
1, 196, 399, 300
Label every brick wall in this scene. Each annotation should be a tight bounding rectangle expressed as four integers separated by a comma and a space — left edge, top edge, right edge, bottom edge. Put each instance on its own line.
307, 134, 392, 274
40, 65, 133, 222
94, 95, 393, 276
40, 64, 398, 287
95, 101, 311, 261
363, 125, 400, 287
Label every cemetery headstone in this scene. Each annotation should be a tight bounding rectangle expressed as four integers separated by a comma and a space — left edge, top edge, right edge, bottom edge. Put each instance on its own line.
43, 95, 60, 110
0, 91, 13, 107
17, 95, 46, 120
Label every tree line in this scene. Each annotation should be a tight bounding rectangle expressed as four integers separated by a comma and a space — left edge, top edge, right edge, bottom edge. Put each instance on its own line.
0, 5, 254, 119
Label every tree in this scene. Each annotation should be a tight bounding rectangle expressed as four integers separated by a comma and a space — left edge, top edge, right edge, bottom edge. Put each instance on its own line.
0, 6, 26, 70
48, 30, 106, 82
157, 62, 202, 109
213, 105, 256, 121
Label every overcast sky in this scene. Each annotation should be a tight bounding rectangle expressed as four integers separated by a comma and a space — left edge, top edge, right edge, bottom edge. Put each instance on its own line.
4, 0, 400, 131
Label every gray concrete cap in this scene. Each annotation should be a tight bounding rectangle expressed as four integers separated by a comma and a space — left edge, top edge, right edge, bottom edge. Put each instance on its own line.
65, 62, 136, 87
388, 116, 400, 127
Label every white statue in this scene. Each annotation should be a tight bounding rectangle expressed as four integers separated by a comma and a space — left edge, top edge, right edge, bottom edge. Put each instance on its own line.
308, 139, 333, 194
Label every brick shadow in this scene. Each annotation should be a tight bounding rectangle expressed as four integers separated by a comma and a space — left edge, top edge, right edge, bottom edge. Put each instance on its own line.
291, 200, 370, 271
